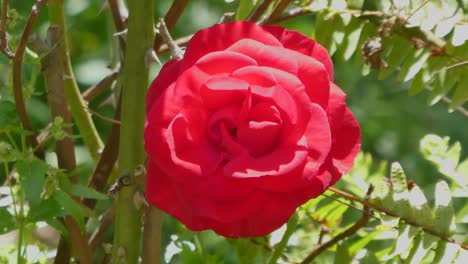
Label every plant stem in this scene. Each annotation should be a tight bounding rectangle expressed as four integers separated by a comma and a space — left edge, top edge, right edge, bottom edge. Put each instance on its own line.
47, 0, 104, 161
111, 0, 154, 262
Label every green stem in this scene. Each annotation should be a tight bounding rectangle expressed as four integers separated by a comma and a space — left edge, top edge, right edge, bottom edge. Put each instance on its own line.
112, 0, 154, 262
47, 0, 103, 161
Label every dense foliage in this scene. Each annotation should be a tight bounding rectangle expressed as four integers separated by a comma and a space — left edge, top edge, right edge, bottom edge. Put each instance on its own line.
0, 0, 466, 263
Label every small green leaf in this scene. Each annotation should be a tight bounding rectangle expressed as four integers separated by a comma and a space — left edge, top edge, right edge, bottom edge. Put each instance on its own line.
16, 158, 47, 209
378, 36, 412, 80
433, 240, 460, 264
450, 77, 468, 110
433, 181, 456, 236
27, 198, 64, 222
403, 233, 439, 264
408, 185, 433, 226
334, 240, 351, 264
267, 212, 298, 264
408, 70, 427, 96
342, 17, 365, 60
0, 100, 20, 131
315, 11, 336, 53
348, 230, 383, 255
53, 190, 88, 231
384, 222, 420, 260
0, 207, 16, 234
70, 184, 108, 200
397, 50, 431, 82
390, 162, 411, 217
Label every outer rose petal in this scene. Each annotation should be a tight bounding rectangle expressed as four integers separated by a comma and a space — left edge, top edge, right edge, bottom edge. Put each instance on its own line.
262, 25, 334, 80
146, 59, 181, 114
326, 84, 361, 184
182, 21, 283, 70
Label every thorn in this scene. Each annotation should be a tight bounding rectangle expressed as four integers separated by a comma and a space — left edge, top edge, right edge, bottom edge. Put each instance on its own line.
98, 1, 110, 15
134, 164, 146, 177
145, 48, 161, 68
157, 18, 183, 59
113, 29, 128, 38
219, 12, 235, 24
133, 189, 148, 210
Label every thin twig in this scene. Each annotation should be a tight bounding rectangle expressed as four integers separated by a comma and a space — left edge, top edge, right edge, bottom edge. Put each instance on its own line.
153, 0, 189, 52
89, 204, 116, 250
108, 0, 127, 53
264, 0, 294, 24
82, 70, 119, 102
84, 106, 121, 125
12, 0, 46, 158
300, 187, 374, 264
0, 0, 14, 58
328, 187, 468, 250
157, 18, 183, 59
401, 0, 430, 25
83, 94, 121, 209
41, 26, 92, 264
248, 0, 275, 22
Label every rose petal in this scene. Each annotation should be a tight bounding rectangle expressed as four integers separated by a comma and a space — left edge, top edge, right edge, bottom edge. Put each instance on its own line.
227, 39, 330, 108
182, 21, 283, 70
263, 25, 334, 80
146, 59, 181, 114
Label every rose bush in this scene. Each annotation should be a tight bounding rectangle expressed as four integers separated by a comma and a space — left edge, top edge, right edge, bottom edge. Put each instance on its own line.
145, 21, 361, 237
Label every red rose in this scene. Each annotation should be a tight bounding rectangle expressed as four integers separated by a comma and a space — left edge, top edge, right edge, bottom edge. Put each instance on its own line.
145, 21, 360, 237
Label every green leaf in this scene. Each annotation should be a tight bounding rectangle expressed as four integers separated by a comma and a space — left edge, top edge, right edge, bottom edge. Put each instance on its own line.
334, 240, 351, 264
353, 21, 378, 66
0, 100, 20, 131
408, 185, 433, 226
342, 16, 365, 60
236, 0, 258, 20
384, 222, 420, 260
433, 240, 460, 264
397, 50, 431, 82
433, 181, 456, 236
16, 158, 47, 209
53, 190, 88, 231
27, 198, 64, 223
389, 162, 411, 217
403, 233, 439, 264
315, 11, 336, 54
0, 207, 16, 234
70, 184, 108, 200
450, 77, 468, 110
408, 70, 427, 96
348, 230, 383, 255
267, 212, 298, 264
378, 36, 412, 80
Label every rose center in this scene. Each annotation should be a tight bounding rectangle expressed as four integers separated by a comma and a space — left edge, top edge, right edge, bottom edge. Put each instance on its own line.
207, 101, 282, 158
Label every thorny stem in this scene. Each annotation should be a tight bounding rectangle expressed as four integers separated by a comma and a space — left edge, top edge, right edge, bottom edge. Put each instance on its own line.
12, 0, 46, 158
48, 0, 104, 161
0, 0, 14, 58
111, 0, 154, 262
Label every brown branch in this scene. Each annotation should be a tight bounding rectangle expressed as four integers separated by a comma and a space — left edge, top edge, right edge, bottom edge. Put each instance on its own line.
264, 0, 294, 24
248, 0, 275, 22
11, 0, 46, 158
158, 34, 192, 55
153, 0, 189, 52
301, 207, 371, 263
82, 70, 119, 102
89, 204, 116, 250
0, 0, 14, 58
83, 94, 121, 209
157, 17, 183, 59
40, 26, 92, 264
142, 206, 163, 264
300, 187, 373, 264
328, 187, 468, 250
108, 0, 127, 53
